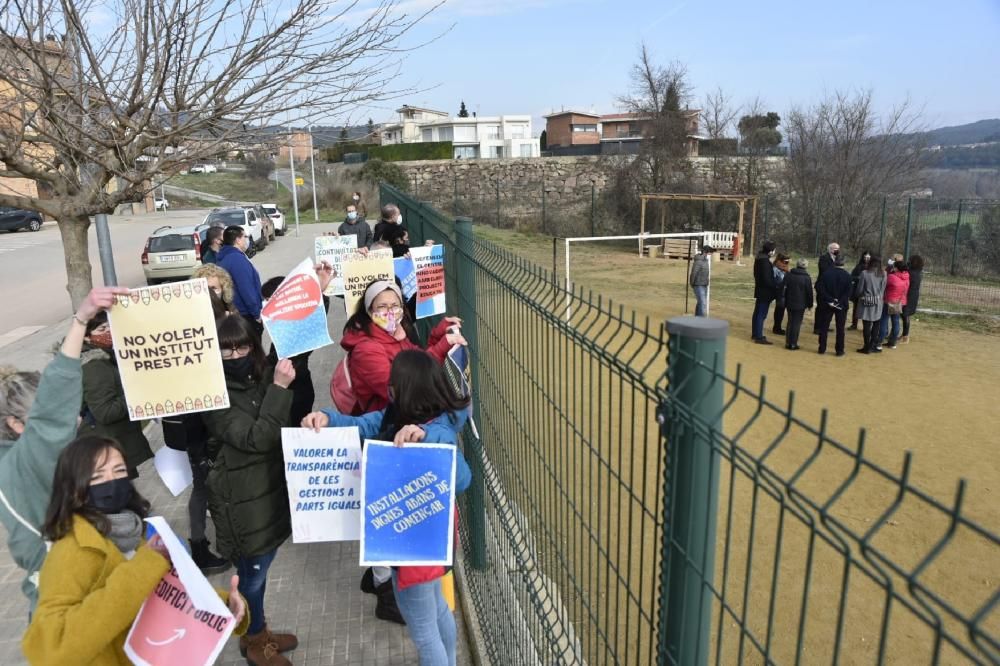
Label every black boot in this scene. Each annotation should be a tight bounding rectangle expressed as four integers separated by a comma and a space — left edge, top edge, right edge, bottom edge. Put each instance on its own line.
374, 580, 406, 625
360, 567, 376, 594
190, 539, 230, 574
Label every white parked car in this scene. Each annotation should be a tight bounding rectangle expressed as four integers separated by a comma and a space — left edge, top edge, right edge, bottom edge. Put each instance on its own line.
261, 203, 285, 235
202, 164, 218, 174
188, 165, 204, 174
155, 198, 169, 211
201, 207, 265, 249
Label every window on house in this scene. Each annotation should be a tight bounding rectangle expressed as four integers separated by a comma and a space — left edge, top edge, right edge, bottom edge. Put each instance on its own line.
509, 124, 527, 139
519, 144, 533, 158
572, 124, 598, 132
492, 146, 504, 158
438, 127, 453, 141
422, 128, 433, 142
485, 125, 501, 140
454, 145, 478, 159
454, 126, 476, 141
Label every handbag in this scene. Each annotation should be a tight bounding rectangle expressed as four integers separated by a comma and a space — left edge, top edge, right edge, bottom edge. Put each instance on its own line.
887, 300, 903, 315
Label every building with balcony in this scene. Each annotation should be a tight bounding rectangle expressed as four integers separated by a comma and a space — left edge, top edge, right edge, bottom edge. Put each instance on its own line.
381, 106, 539, 159
542, 111, 601, 149
599, 111, 703, 157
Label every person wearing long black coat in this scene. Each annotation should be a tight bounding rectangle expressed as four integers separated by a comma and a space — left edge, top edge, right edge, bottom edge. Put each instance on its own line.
751, 241, 778, 344
816, 256, 853, 356
782, 259, 814, 350
900, 255, 923, 343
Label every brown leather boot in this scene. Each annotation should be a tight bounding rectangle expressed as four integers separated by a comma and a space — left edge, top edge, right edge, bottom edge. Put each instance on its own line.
241, 629, 291, 666
241, 624, 299, 657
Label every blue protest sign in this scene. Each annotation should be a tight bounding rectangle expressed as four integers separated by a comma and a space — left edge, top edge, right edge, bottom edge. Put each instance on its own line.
261, 258, 333, 359
394, 256, 417, 300
360, 441, 456, 566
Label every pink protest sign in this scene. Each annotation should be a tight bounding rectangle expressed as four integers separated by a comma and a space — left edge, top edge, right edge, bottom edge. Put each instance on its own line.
124, 568, 234, 666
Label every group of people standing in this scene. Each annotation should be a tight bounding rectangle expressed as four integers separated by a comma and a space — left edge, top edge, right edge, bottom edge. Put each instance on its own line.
746, 241, 924, 356
0, 206, 471, 665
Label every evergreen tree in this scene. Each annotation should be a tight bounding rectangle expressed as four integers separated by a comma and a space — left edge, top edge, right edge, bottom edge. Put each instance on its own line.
458, 101, 470, 118
540, 130, 547, 151
339, 126, 349, 141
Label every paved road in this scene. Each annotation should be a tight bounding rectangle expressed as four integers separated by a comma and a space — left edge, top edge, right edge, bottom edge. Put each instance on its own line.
0, 211, 204, 343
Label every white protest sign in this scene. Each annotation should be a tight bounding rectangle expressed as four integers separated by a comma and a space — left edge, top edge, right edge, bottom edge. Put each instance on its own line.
314, 235, 358, 296
124, 517, 234, 666
153, 447, 193, 496
282, 427, 363, 542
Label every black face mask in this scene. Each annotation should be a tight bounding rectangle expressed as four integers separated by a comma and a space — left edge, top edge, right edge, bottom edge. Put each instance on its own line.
88, 477, 134, 514
223, 356, 255, 380
392, 244, 410, 258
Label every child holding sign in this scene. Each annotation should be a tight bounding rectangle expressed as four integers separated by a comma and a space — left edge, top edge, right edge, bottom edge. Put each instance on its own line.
302, 350, 472, 666
22, 436, 247, 664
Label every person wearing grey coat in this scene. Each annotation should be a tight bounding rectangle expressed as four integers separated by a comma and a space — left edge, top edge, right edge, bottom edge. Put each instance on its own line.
689, 246, 714, 316
854, 255, 887, 354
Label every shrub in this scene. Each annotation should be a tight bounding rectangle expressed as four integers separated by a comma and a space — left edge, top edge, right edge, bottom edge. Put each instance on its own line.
245, 155, 274, 180
367, 141, 453, 162
359, 159, 409, 192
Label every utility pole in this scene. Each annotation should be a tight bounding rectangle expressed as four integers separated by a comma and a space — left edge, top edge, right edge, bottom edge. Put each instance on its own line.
309, 125, 319, 221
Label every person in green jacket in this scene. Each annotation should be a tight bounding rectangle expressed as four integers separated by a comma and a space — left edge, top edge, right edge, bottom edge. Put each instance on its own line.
0, 286, 128, 614
79, 312, 154, 478
202, 314, 298, 666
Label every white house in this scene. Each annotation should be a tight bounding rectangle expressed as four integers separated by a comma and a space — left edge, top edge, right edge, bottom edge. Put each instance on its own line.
381, 105, 540, 159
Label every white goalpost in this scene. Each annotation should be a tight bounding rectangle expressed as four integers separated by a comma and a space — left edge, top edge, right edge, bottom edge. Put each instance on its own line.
563, 232, 726, 321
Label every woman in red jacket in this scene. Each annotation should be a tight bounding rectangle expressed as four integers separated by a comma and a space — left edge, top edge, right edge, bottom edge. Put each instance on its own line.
336, 279, 466, 625
880, 261, 910, 349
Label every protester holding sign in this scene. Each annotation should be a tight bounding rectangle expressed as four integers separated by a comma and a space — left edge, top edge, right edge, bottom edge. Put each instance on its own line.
22, 435, 247, 664
193, 263, 238, 315
202, 315, 299, 665
0, 286, 128, 614
79, 312, 154, 478
339, 281, 466, 417
303, 350, 472, 665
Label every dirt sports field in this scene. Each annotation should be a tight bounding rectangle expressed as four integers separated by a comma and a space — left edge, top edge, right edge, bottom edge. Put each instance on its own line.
474, 226, 1000, 663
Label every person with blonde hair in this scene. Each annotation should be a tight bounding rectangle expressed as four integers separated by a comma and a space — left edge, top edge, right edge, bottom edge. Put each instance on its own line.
0, 286, 128, 614
193, 263, 236, 308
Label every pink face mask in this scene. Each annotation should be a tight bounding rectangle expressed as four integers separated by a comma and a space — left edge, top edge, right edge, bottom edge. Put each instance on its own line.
371, 309, 398, 334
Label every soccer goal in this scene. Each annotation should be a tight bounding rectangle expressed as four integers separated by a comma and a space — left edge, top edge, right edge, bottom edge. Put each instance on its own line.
562, 232, 725, 320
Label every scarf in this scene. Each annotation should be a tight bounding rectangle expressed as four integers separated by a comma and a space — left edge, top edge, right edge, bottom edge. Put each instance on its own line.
105, 510, 143, 554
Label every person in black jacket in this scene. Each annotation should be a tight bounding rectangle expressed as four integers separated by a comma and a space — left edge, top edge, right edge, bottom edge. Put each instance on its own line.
372, 203, 404, 243
900, 254, 923, 344
782, 258, 814, 350
816, 255, 853, 356
813, 242, 840, 333
751, 240, 778, 344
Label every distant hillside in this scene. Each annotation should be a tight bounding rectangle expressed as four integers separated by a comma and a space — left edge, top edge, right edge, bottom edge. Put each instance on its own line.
921, 119, 1000, 147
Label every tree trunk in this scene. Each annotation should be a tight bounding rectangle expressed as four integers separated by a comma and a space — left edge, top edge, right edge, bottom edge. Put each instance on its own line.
57, 216, 94, 312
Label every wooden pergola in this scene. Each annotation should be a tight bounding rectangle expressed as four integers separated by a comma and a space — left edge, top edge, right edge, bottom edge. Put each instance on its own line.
639, 193, 760, 263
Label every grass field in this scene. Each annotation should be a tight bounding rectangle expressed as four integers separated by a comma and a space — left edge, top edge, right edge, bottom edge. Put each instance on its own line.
465, 224, 1000, 664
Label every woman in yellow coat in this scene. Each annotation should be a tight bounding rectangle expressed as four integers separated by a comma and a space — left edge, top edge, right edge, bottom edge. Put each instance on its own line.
22, 436, 247, 665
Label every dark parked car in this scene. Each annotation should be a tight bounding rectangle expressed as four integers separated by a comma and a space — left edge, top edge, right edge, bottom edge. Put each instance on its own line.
0, 207, 43, 232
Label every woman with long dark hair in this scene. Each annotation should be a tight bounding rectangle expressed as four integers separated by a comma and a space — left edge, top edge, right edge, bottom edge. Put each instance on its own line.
202, 315, 298, 665
304, 350, 472, 666
337, 280, 466, 625
901, 255, 924, 343
849, 250, 872, 330
22, 436, 246, 663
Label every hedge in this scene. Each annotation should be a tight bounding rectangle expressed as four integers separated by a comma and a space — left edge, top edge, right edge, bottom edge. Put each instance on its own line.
367, 141, 453, 162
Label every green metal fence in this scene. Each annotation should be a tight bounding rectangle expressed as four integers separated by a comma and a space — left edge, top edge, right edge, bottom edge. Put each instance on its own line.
382, 183, 1000, 665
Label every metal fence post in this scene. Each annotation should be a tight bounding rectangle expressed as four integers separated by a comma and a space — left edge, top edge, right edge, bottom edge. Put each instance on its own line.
453, 173, 458, 217
950, 201, 963, 275
903, 197, 914, 259
762, 195, 769, 243
496, 171, 501, 228
455, 217, 487, 570
94, 213, 118, 286
878, 196, 887, 259
542, 182, 547, 234
590, 182, 596, 236
658, 317, 726, 666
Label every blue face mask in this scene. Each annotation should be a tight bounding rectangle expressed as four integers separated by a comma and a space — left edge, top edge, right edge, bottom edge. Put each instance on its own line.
347, 212, 358, 221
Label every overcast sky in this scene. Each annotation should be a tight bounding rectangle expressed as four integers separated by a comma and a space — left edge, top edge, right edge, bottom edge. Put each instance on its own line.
350, 0, 1000, 135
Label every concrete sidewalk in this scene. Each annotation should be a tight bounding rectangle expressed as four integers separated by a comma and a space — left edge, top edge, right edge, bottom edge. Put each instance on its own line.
0, 224, 472, 664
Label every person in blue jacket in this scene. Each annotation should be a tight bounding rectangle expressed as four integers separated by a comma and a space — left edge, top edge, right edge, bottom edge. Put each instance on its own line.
216, 225, 263, 336
302, 349, 471, 666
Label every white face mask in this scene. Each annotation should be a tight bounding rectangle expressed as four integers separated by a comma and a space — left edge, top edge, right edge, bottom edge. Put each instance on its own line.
347, 211, 357, 221
353, 196, 360, 201
396, 215, 403, 225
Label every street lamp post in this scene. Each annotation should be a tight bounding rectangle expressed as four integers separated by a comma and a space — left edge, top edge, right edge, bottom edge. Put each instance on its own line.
309, 125, 319, 222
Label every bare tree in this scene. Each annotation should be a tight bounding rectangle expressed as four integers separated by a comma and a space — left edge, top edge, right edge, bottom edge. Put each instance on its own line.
701, 86, 739, 182
0, 0, 433, 308
784, 90, 925, 251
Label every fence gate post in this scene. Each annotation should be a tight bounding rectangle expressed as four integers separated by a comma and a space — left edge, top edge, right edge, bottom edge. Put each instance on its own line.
878, 197, 887, 259
950, 201, 963, 276
762, 194, 769, 244
658, 317, 727, 666
903, 197, 914, 259
590, 182, 596, 236
455, 217, 488, 570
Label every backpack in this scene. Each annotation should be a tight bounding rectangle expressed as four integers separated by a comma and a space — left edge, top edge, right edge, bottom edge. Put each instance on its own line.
161, 413, 208, 452
330, 354, 362, 416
